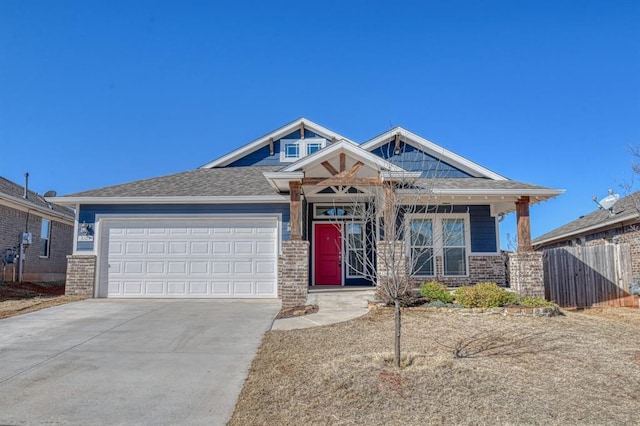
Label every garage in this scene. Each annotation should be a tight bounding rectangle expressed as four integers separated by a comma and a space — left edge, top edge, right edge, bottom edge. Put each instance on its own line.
96, 217, 279, 298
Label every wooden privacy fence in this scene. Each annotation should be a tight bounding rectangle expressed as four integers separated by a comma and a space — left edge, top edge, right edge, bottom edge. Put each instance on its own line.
543, 244, 638, 308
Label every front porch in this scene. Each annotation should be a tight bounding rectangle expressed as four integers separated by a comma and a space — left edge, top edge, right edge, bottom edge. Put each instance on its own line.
265, 135, 558, 308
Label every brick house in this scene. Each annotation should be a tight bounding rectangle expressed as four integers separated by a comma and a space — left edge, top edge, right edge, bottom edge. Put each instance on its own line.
533, 190, 640, 276
50, 118, 563, 305
0, 176, 74, 282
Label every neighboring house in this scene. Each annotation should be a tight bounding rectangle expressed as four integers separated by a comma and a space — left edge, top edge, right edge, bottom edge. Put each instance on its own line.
0, 176, 74, 282
533, 190, 640, 276
50, 118, 562, 303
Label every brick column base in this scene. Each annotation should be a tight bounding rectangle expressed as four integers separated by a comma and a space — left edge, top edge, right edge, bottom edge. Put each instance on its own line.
65, 255, 97, 297
375, 240, 411, 301
508, 252, 544, 298
278, 240, 309, 308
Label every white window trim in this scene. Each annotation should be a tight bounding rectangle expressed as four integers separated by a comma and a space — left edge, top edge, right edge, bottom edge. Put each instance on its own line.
345, 221, 366, 278
279, 138, 327, 162
406, 213, 471, 278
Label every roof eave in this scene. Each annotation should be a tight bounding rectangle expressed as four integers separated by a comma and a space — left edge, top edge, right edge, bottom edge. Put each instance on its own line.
262, 172, 305, 192
401, 188, 565, 198
46, 195, 290, 205
1, 194, 74, 223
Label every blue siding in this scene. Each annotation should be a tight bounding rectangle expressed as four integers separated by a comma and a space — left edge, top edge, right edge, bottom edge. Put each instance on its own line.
227, 129, 327, 167
372, 142, 472, 178
468, 205, 498, 253
76, 203, 290, 251
393, 205, 497, 253
227, 141, 283, 166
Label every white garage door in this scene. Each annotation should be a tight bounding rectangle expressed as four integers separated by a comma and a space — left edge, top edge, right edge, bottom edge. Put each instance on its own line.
99, 218, 278, 298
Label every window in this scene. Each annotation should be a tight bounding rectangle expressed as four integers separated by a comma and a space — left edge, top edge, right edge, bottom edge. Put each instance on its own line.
409, 219, 434, 275
40, 219, 51, 258
408, 215, 468, 277
314, 204, 362, 218
442, 218, 466, 276
280, 138, 327, 162
284, 143, 299, 159
306, 142, 322, 155
346, 223, 366, 277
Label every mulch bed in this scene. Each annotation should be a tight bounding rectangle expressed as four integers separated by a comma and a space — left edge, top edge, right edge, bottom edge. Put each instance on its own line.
276, 304, 319, 319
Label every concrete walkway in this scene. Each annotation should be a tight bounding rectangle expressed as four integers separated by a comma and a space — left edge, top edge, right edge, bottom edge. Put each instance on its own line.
271, 287, 375, 330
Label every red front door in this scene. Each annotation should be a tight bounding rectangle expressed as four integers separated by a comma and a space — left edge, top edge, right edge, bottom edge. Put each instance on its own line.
314, 224, 342, 285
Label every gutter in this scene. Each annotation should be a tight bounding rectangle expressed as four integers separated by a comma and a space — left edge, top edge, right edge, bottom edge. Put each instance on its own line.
46, 195, 291, 206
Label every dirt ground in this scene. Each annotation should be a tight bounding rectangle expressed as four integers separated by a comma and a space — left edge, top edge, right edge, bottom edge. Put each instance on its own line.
0, 281, 84, 319
230, 307, 640, 425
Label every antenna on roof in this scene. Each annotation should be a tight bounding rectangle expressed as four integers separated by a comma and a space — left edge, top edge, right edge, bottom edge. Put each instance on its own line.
592, 189, 620, 216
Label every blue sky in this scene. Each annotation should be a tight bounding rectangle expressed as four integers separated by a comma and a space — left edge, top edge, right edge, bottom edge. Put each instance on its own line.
1, 0, 638, 248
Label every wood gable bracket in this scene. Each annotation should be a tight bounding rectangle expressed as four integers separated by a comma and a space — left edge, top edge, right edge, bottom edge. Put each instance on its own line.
394, 133, 401, 154
304, 155, 377, 186
268, 137, 274, 156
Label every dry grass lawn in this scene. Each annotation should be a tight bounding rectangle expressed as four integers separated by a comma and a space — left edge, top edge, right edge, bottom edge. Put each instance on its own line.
230, 307, 640, 425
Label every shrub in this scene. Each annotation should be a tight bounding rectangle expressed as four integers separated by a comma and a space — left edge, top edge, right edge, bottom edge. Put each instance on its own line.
517, 296, 557, 308
419, 281, 454, 304
453, 282, 519, 308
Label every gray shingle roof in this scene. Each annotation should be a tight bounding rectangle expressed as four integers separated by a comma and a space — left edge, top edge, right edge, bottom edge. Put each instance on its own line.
533, 190, 640, 246
0, 176, 74, 220
417, 178, 554, 191
63, 170, 560, 200
65, 166, 282, 198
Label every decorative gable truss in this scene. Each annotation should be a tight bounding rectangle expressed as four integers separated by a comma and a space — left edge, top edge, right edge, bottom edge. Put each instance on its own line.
200, 118, 355, 169
361, 127, 507, 180
263, 139, 416, 193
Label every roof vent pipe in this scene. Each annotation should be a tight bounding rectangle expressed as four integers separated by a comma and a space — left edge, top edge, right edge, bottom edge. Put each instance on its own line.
23, 172, 29, 199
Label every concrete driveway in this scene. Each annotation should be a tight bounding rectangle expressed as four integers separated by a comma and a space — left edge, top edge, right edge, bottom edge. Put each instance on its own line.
0, 299, 280, 426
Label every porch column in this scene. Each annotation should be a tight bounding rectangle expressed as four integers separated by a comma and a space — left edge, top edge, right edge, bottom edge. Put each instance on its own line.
516, 196, 532, 252
383, 181, 396, 239
289, 181, 302, 240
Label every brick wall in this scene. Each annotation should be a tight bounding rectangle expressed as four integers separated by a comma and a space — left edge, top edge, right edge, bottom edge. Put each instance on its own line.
0, 204, 73, 282
65, 255, 97, 296
376, 240, 507, 289
507, 252, 544, 298
278, 240, 309, 308
429, 255, 506, 287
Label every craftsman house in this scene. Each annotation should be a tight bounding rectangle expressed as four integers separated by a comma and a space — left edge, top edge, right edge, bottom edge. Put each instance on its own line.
0, 176, 74, 282
50, 118, 563, 305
